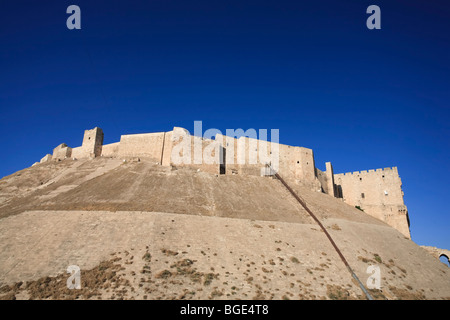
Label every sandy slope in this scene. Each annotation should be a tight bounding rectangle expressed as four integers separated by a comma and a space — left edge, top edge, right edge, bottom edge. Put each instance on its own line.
0, 158, 448, 299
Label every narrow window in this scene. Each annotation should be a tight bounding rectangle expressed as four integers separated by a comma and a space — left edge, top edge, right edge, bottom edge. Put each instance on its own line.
361, 193, 365, 199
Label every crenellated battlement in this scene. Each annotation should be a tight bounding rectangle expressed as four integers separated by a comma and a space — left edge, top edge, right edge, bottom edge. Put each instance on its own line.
336, 167, 398, 177
35, 126, 409, 239
333, 164, 408, 238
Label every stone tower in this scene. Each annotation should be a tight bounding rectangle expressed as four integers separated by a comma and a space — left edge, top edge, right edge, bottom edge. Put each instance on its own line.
333, 167, 410, 238
82, 127, 104, 158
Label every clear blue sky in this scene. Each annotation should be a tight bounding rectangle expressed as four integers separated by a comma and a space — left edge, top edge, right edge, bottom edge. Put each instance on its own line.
0, 1, 448, 250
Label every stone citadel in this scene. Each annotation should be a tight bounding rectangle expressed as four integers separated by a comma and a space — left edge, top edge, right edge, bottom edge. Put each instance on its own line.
36, 127, 411, 239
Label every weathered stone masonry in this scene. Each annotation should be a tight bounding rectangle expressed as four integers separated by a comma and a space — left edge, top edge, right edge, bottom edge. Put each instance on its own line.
37, 127, 411, 239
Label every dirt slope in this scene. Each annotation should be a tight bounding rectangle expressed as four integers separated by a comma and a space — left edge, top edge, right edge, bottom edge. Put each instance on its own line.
0, 158, 448, 300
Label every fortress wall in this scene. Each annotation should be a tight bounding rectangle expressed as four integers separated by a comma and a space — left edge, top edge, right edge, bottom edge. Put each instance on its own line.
334, 167, 404, 207
274, 144, 318, 190
36, 126, 413, 238
359, 204, 410, 238
52, 144, 72, 160
294, 147, 316, 184
198, 133, 223, 174
82, 128, 104, 157
170, 129, 223, 174
214, 134, 273, 176
278, 144, 299, 179
325, 162, 336, 197
68, 128, 105, 160
101, 142, 120, 158
334, 167, 410, 238
71, 146, 87, 159
55, 147, 72, 160
316, 168, 328, 193
52, 143, 67, 158
161, 131, 173, 166
215, 134, 240, 174
238, 136, 273, 176
118, 132, 165, 162
300, 148, 315, 182
383, 205, 410, 238
40, 154, 52, 163
196, 137, 224, 175
214, 133, 318, 189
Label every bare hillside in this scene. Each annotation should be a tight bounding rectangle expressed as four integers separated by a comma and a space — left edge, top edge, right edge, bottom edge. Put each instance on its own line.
0, 158, 448, 300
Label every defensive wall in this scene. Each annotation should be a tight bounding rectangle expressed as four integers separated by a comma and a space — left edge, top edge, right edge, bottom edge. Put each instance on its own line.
37, 127, 411, 238
333, 167, 410, 238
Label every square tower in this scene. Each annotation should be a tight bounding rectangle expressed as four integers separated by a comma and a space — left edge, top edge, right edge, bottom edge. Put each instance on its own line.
82, 127, 104, 157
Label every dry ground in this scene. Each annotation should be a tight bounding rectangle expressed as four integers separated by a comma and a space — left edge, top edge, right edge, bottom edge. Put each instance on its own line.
0, 158, 448, 300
